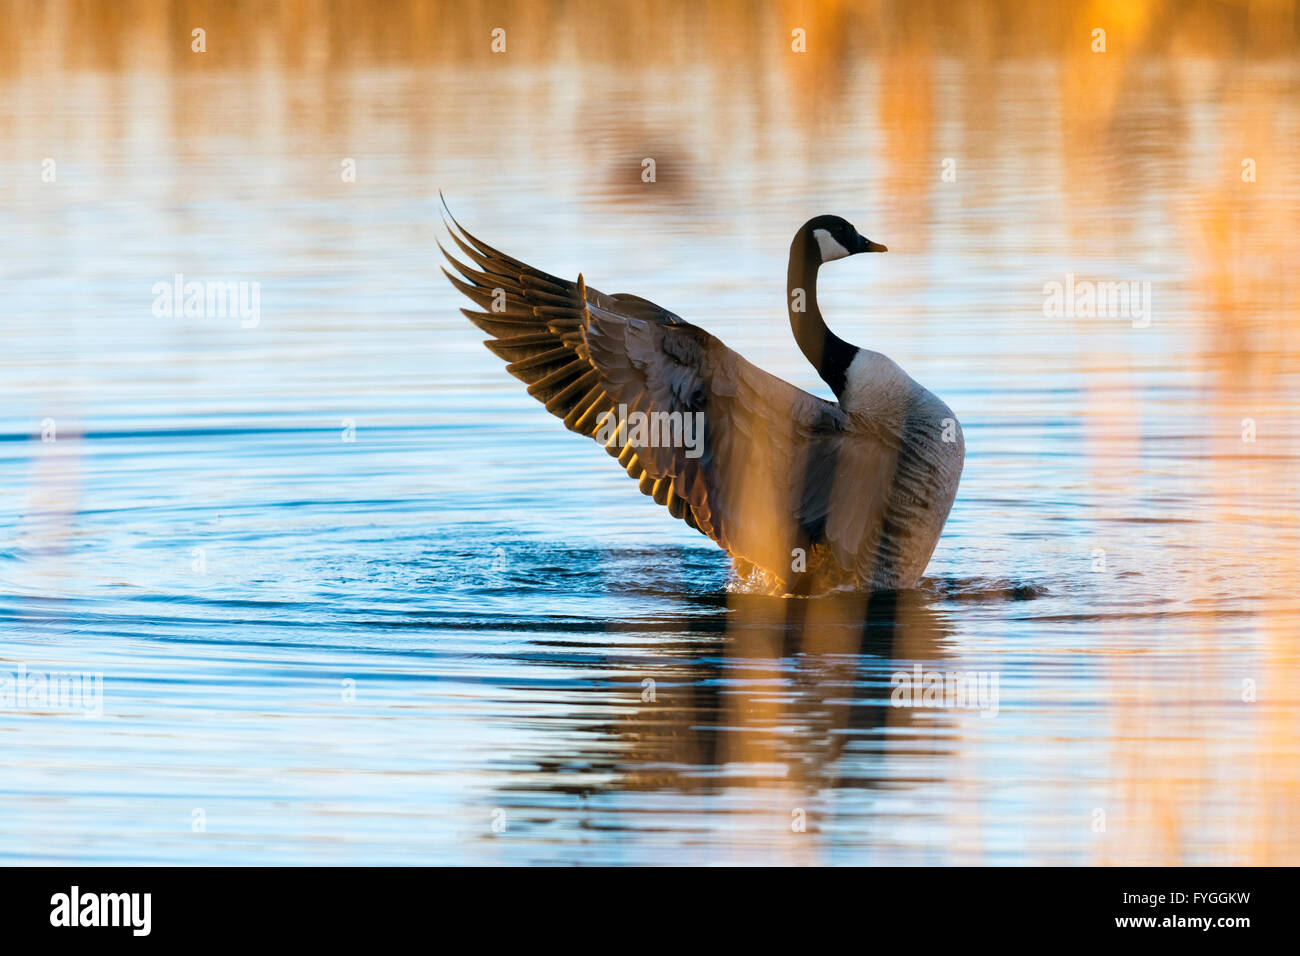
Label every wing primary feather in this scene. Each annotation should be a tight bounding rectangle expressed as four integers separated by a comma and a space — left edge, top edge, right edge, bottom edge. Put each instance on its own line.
460, 309, 541, 338
482, 332, 560, 361
545, 369, 600, 415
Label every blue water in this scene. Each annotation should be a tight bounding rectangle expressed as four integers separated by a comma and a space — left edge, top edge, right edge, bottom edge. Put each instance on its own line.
2, 44, 1299, 864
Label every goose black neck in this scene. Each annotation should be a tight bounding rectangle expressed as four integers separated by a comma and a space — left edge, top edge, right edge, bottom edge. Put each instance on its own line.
787, 231, 858, 401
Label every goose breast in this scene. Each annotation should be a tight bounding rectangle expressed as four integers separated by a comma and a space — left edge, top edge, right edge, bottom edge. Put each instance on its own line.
836, 349, 965, 588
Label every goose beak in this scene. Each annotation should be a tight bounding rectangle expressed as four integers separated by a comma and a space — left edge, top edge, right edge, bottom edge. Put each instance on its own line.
856, 235, 888, 253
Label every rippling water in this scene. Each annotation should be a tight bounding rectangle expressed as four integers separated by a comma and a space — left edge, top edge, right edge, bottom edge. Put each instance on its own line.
2, 0, 1299, 865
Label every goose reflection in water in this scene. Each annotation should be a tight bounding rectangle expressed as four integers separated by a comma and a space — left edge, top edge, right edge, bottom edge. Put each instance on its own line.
478, 583, 1030, 861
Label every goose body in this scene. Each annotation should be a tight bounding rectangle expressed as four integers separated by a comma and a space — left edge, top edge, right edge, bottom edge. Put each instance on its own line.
442, 209, 963, 594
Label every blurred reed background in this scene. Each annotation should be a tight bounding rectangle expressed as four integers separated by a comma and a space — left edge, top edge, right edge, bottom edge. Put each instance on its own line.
0, 0, 1297, 865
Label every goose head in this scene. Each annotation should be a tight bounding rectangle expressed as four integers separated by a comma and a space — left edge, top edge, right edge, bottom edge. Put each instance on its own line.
786, 215, 888, 401
803, 214, 888, 263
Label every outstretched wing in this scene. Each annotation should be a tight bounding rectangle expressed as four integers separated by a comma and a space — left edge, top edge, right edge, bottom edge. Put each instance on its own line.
440, 211, 716, 533
440, 208, 901, 584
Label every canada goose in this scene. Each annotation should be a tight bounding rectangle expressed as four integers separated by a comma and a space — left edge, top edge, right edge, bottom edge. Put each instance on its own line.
441, 207, 964, 594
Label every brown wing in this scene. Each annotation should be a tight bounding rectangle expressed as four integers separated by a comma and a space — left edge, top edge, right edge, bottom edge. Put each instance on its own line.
440, 208, 715, 535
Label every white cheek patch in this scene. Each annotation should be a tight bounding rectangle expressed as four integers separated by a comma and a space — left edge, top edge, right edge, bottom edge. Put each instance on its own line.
813, 228, 851, 263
